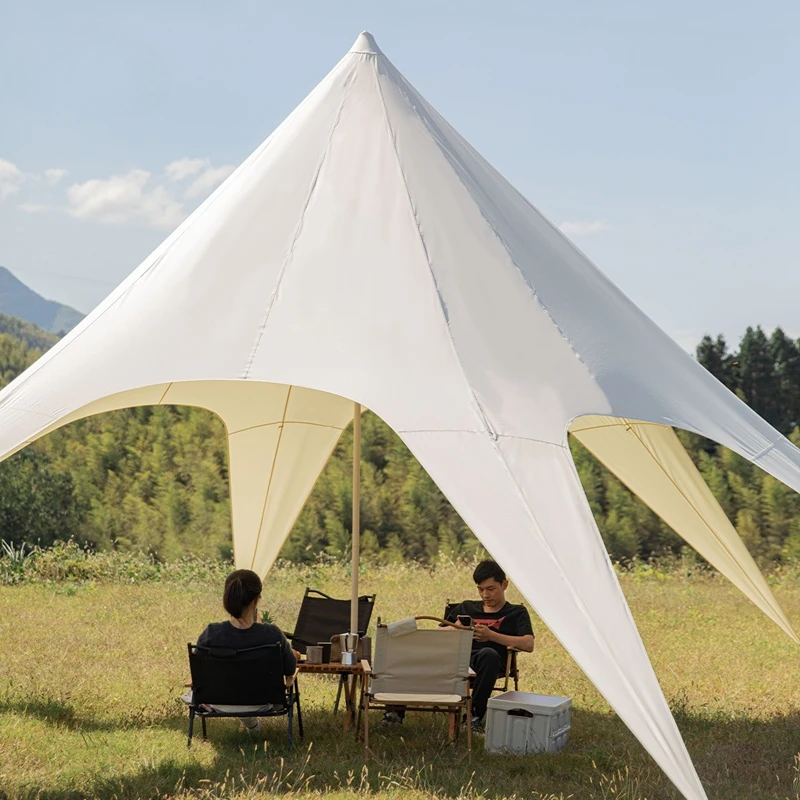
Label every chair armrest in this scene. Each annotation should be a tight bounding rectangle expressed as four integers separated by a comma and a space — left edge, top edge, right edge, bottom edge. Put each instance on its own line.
285, 666, 300, 687
361, 659, 372, 674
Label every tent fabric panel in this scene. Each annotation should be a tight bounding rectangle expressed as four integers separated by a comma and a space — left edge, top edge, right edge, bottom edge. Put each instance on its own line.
377, 57, 610, 444
401, 429, 707, 800
227, 424, 282, 569
242, 58, 488, 435
570, 416, 797, 642
231, 421, 350, 575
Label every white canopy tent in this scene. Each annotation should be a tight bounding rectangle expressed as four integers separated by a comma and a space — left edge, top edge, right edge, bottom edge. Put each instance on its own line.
0, 31, 797, 799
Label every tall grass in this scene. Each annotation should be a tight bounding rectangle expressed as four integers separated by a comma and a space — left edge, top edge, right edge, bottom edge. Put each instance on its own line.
0, 547, 798, 799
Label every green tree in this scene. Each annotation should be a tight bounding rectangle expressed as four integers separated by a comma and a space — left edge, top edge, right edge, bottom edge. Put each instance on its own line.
0, 450, 83, 547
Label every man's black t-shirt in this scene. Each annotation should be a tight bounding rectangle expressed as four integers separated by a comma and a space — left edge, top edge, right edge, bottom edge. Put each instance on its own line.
445, 600, 533, 659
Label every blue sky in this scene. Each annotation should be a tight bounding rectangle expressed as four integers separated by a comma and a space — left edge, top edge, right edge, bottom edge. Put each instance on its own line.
1, 0, 798, 351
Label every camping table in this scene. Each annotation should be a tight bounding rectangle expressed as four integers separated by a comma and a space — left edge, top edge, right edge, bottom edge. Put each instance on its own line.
297, 660, 366, 731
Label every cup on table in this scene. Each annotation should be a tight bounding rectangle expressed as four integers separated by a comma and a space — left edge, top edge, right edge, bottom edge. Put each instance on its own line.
306, 645, 323, 664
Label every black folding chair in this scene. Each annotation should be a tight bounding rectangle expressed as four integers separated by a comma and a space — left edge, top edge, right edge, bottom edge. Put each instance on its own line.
186, 643, 303, 748
285, 588, 376, 654
285, 588, 376, 712
443, 600, 527, 693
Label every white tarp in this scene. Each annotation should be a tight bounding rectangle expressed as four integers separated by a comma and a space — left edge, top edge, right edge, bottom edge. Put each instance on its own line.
0, 31, 797, 800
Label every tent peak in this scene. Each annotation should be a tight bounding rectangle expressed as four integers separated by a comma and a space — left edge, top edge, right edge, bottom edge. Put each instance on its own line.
349, 31, 382, 55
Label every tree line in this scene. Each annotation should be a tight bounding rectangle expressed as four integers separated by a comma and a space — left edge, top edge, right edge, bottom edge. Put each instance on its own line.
0, 314, 798, 565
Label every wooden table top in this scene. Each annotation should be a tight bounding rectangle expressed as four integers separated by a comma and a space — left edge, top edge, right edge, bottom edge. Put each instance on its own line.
297, 660, 366, 673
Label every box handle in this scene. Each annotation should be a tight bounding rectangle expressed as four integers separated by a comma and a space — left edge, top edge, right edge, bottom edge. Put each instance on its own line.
507, 708, 534, 718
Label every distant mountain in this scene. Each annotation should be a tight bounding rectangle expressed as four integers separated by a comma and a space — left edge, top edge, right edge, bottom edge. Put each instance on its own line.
0, 267, 84, 334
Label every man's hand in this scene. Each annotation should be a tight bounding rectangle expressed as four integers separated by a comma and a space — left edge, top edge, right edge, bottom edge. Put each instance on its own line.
292, 648, 303, 660
472, 624, 494, 643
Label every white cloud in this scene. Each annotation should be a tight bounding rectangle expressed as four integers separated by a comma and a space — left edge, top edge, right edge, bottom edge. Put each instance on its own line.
559, 220, 609, 236
66, 169, 184, 229
44, 167, 68, 185
0, 158, 24, 199
15, 156, 234, 230
185, 164, 236, 198
165, 157, 210, 182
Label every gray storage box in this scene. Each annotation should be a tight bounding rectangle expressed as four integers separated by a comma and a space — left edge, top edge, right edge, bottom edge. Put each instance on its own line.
485, 691, 572, 755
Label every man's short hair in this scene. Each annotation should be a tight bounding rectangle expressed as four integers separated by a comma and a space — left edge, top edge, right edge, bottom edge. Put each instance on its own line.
473, 559, 505, 585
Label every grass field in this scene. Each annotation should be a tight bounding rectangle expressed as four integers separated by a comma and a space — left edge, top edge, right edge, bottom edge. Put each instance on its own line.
0, 560, 798, 800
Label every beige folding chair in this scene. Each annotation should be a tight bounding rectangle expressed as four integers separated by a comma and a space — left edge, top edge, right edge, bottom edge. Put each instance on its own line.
360, 617, 473, 759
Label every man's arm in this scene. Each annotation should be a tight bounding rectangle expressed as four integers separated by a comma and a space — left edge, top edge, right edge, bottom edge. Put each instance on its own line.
472, 626, 534, 652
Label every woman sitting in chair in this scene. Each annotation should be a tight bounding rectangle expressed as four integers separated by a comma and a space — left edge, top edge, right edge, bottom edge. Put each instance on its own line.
195, 568, 297, 731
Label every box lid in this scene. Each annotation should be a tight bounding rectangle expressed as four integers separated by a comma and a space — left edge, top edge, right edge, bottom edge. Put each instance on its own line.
487, 691, 572, 715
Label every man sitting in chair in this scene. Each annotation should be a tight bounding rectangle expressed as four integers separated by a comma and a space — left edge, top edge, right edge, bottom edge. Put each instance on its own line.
382, 559, 534, 732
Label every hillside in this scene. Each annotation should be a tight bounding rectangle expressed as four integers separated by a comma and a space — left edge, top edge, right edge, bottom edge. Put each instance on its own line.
0, 266, 84, 334
0, 311, 60, 350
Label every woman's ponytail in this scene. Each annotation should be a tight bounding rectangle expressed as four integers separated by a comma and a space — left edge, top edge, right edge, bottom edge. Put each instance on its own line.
222, 569, 262, 619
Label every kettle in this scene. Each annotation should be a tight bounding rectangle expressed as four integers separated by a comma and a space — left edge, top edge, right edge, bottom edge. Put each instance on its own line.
339, 632, 359, 665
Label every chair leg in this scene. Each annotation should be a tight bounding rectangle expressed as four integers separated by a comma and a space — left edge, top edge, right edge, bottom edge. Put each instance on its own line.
466, 699, 472, 761
201, 714, 207, 739
355, 674, 364, 737
295, 686, 304, 739
187, 707, 195, 748
287, 702, 294, 750
363, 696, 370, 755
448, 709, 457, 743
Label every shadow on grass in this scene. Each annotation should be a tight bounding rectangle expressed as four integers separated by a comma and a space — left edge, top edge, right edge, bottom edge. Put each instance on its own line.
3, 704, 800, 799
0, 695, 187, 733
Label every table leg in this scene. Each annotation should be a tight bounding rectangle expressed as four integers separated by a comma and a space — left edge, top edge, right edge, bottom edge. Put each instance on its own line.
343, 673, 357, 730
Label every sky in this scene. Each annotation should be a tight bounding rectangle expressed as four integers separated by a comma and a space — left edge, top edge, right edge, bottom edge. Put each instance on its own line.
1, 0, 798, 352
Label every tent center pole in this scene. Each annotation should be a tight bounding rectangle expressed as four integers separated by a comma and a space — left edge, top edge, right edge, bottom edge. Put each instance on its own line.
350, 402, 361, 634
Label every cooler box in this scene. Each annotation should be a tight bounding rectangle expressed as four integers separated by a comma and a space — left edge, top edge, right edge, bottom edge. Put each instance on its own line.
485, 691, 572, 755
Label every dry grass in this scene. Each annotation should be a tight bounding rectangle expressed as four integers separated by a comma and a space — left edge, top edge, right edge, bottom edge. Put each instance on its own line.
0, 561, 798, 799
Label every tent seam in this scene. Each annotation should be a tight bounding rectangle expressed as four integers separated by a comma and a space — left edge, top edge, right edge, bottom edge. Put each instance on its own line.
228, 420, 347, 436
248, 386, 293, 569
397, 429, 565, 448
157, 383, 174, 405
569, 419, 668, 435
241, 62, 359, 380
372, 57, 497, 440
